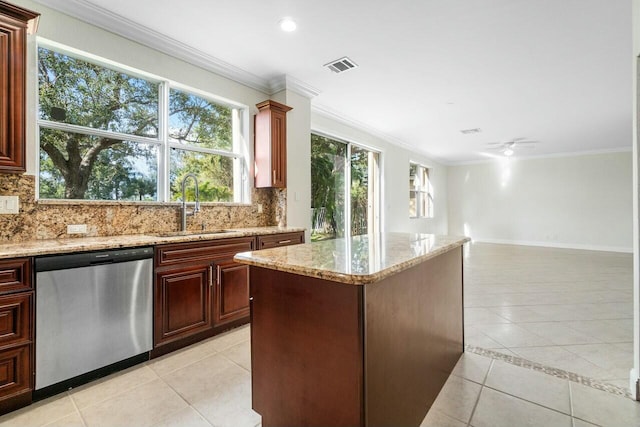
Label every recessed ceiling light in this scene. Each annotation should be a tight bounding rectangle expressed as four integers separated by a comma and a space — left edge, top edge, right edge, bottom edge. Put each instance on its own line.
504, 148, 514, 156
279, 17, 297, 32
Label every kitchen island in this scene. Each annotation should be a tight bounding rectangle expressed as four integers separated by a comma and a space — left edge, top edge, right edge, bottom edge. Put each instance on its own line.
234, 232, 470, 427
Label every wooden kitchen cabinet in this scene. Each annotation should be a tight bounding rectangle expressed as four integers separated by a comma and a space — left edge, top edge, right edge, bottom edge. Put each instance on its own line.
152, 233, 304, 357
153, 237, 255, 356
154, 263, 212, 347
256, 231, 304, 250
213, 258, 250, 326
0, 2, 39, 173
254, 100, 292, 188
0, 257, 33, 415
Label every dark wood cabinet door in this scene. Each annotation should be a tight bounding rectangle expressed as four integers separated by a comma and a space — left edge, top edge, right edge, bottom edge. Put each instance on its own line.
0, 3, 38, 173
270, 109, 286, 188
254, 100, 291, 188
0, 345, 30, 397
213, 259, 250, 326
154, 263, 212, 347
0, 293, 30, 348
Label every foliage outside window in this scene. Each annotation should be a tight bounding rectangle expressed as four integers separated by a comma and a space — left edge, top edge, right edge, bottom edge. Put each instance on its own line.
311, 133, 379, 241
37, 43, 246, 203
409, 163, 434, 218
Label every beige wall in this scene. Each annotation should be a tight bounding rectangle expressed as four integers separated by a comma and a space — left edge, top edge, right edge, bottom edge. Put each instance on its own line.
448, 151, 633, 252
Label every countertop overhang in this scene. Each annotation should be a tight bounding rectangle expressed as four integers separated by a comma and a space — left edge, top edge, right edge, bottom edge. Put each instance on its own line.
0, 227, 305, 259
234, 232, 470, 285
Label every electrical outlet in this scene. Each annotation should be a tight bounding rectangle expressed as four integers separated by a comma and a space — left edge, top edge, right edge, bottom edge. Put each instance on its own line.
67, 224, 88, 234
257, 204, 263, 213
0, 196, 19, 214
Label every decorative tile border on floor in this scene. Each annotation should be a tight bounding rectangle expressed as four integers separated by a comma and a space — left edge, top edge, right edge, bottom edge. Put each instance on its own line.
464, 344, 634, 400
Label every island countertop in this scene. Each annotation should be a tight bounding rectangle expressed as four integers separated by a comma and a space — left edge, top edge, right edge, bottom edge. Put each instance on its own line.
234, 232, 470, 285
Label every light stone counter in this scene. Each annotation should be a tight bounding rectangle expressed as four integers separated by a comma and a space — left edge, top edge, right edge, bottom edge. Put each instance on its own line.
234, 232, 469, 285
0, 226, 305, 259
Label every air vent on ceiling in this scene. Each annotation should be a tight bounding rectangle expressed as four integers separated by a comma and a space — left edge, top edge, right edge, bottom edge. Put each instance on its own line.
324, 57, 358, 74
460, 128, 482, 135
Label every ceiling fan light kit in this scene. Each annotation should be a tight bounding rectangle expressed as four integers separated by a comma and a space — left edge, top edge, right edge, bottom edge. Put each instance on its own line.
485, 137, 539, 157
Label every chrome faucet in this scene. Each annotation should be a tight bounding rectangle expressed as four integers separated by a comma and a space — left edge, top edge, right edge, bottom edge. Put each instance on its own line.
181, 173, 200, 231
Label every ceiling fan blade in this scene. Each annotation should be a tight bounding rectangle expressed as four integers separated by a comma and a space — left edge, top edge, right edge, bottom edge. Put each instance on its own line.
485, 142, 505, 146
516, 140, 539, 144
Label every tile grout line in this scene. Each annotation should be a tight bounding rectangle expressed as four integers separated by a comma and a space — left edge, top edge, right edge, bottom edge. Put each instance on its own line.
465, 358, 494, 427
154, 365, 215, 427
66, 390, 89, 427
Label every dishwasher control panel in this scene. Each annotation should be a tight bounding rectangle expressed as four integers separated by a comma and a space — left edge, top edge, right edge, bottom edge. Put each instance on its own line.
35, 246, 154, 272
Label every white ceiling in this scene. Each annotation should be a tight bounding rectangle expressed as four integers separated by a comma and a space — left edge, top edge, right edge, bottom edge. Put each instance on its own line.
34, 0, 633, 163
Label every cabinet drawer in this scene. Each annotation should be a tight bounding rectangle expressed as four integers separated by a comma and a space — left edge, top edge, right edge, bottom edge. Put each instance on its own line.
0, 345, 31, 396
0, 259, 31, 294
256, 232, 305, 250
0, 293, 31, 348
156, 237, 255, 267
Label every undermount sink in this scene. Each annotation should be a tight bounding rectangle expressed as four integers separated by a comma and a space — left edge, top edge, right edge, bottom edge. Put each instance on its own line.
150, 230, 236, 237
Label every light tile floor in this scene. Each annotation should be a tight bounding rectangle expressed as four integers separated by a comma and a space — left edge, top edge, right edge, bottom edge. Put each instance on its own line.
1, 326, 637, 427
1, 242, 637, 426
464, 243, 634, 390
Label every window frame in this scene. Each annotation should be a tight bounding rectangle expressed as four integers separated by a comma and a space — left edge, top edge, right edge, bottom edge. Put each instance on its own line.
409, 162, 434, 219
35, 38, 250, 204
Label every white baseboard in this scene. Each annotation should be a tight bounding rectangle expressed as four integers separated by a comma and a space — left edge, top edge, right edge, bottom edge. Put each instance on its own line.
472, 238, 633, 254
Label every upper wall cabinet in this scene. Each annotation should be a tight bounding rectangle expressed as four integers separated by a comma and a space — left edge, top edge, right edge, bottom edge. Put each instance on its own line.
0, 1, 39, 173
254, 100, 292, 188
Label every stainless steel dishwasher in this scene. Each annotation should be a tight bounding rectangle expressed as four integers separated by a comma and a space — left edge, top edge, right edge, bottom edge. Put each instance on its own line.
35, 247, 153, 392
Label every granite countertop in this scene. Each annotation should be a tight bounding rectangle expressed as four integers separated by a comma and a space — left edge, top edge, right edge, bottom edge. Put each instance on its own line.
234, 232, 470, 285
0, 226, 305, 259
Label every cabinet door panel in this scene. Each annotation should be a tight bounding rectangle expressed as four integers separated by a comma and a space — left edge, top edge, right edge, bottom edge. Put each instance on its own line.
214, 260, 249, 326
155, 264, 212, 346
0, 293, 30, 347
0, 345, 30, 395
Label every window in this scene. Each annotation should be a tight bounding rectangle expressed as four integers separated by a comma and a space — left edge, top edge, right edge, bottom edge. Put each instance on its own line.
311, 133, 380, 241
37, 43, 247, 203
409, 163, 434, 218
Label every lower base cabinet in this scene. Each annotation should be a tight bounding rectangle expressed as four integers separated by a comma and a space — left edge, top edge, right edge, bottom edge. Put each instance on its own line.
152, 236, 256, 355
152, 232, 304, 356
214, 258, 250, 326
0, 258, 33, 415
155, 263, 212, 347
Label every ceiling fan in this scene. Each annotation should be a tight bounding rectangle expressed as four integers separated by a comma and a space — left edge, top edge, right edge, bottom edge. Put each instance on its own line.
485, 138, 539, 156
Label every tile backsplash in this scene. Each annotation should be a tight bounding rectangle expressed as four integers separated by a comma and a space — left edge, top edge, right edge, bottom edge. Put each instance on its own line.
0, 174, 284, 242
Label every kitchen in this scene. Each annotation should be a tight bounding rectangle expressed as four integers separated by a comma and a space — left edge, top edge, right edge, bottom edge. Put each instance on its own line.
0, 0, 640, 426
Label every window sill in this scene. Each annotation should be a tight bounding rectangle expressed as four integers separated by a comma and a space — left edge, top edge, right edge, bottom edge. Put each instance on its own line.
36, 199, 253, 208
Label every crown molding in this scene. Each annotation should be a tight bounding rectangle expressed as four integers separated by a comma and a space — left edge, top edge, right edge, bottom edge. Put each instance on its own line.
449, 146, 633, 166
33, 0, 274, 93
269, 75, 321, 99
311, 104, 449, 165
